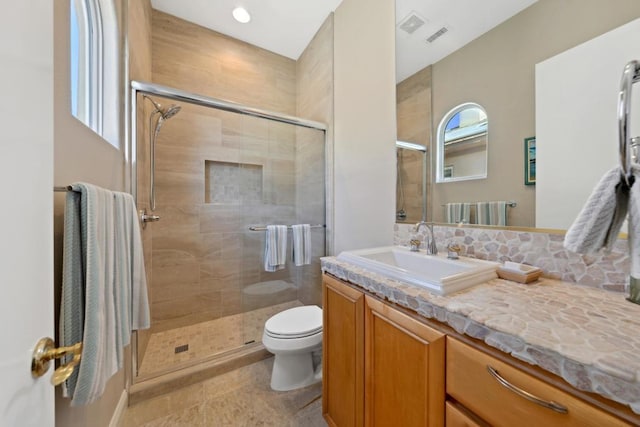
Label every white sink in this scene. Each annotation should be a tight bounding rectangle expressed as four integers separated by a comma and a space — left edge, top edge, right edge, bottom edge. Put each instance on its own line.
336, 246, 499, 295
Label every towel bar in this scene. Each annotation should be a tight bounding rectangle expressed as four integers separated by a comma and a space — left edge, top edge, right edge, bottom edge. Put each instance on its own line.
618, 60, 640, 185
441, 201, 517, 207
249, 224, 325, 231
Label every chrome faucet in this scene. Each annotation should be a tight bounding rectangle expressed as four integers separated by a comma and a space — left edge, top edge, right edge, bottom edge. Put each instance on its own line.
414, 221, 438, 255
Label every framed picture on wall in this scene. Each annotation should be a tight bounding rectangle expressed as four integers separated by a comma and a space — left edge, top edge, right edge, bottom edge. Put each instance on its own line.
524, 137, 536, 185
444, 165, 454, 178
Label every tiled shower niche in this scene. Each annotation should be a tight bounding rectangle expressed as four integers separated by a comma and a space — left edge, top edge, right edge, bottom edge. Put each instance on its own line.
204, 160, 263, 204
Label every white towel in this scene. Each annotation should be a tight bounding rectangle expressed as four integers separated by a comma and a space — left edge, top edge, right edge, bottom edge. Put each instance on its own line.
60, 183, 150, 406
445, 203, 471, 224
475, 201, 508, 226
264, 225, 287, 272
564, 167, 630, 254
292, 224, 311, 266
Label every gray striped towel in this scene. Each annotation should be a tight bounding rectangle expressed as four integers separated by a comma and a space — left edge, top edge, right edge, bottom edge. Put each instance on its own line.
475, 201, 508, 226
292, 224, 311, 266
264, 225, 288, 272
445, 203, 471, 224
60, 183, 149, 406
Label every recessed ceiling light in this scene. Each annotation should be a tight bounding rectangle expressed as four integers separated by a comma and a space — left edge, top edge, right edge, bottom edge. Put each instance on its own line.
232, 7, 251, 24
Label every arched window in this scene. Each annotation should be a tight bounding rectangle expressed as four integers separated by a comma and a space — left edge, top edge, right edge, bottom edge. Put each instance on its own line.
436, 103, 488, 182
70, 0, 120, 148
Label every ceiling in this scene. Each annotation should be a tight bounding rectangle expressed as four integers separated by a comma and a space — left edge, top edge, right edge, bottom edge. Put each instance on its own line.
150, 0, 538, 83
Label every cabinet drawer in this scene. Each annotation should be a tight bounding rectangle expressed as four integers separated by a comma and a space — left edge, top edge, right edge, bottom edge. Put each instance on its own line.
446, 338, 630, 427
446, 401, 487, 427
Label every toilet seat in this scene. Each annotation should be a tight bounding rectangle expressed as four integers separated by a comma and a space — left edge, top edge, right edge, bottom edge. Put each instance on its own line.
264, 305, 322, 339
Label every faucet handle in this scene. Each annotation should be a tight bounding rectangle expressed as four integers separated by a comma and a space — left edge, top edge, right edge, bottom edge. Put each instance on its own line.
409, 239, 421, 252
447, 241, 461, 259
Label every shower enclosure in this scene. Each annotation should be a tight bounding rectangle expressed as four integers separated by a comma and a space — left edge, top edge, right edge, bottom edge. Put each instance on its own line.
130, 81, 326, 381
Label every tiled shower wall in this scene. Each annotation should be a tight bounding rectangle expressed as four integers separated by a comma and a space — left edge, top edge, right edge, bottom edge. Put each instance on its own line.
396, 66, 432, 224
395, 223, 630, 293
149, 106, 324, 332
148, 11, 326, 333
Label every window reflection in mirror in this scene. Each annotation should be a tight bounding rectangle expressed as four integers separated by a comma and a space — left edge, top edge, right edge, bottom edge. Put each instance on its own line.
69, 0, 121, 148
436, 103, 488, 183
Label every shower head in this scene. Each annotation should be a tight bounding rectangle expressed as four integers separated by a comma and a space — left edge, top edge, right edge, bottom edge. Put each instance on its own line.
143, 95, 181, 120
162, 105, 181, 120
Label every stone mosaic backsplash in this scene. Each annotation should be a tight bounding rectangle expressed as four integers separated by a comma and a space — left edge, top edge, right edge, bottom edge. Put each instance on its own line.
394, 224, 630, 293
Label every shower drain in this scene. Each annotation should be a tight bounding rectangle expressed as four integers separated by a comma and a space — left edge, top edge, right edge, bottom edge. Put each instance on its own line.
174, 344, 189, 354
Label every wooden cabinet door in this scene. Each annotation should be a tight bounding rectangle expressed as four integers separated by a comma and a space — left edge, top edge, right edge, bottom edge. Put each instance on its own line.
323, 275, 365, 427
364, 296, 445, 427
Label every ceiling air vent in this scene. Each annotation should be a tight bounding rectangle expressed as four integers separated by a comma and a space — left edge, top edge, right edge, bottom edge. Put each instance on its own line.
397, 12, 426, 35
426, 27, 448, 43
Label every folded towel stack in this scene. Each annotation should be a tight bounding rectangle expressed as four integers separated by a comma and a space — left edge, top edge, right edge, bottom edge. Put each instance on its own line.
264, 225, 288, 272
60, 183, 150, 406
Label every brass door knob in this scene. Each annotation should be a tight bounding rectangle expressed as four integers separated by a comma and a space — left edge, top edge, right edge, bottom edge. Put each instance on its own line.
31, 337, 83, 386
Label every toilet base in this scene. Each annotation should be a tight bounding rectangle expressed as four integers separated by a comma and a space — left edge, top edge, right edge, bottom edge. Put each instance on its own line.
270, 353, 320, 391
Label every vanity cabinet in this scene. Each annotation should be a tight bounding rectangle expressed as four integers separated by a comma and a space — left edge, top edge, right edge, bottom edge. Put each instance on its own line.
322, 274, 365, 427
322, 273, 636, 427
446, 338, 630, 427
322, 274, 445, 427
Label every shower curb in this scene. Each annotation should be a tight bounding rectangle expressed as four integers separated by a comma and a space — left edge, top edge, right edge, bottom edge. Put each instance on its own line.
128, 344, 271, 405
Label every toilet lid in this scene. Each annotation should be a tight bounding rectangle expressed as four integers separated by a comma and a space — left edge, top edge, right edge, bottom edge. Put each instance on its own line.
265, 305, 322, 338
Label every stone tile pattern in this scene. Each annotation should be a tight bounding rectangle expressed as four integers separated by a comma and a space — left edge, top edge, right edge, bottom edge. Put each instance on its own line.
322, 257, 640, 414
395, 223, 631, 293
124, 357, 326, 427
138, 301, 302, 377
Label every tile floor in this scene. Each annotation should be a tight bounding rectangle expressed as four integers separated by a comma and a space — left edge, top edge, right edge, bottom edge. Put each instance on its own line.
138, 301, 302, 376
123, 357, 326, 426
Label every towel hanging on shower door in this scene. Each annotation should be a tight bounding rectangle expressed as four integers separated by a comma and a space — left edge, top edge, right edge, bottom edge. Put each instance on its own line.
264, 225, 287, 272
292, 224, 311, 266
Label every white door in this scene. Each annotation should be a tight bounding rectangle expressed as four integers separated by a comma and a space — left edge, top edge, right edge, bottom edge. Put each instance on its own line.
0, 2, 55, 426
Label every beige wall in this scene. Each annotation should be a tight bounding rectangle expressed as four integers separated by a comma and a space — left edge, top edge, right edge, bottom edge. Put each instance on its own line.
396, 66, 432, 223
333, 0, 397, 253
430, 0, 640, 227
152, 11, 296, 115
53, 0, 127, 425
296, 15, 334, 305
129, 0, 154, 377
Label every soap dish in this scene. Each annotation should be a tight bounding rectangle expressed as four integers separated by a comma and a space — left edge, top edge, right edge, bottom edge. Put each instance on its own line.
497, 262, 542, 284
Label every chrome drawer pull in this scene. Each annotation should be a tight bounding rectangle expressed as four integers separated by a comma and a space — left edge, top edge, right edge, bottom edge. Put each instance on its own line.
487, 366, 568, 414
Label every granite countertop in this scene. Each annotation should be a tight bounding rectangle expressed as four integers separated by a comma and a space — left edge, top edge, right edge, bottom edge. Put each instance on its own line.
321, 256, 640, 415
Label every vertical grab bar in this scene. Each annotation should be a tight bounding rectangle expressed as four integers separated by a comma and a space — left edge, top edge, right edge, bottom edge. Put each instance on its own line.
618, 60, 640, 185
619, 60, 640, 305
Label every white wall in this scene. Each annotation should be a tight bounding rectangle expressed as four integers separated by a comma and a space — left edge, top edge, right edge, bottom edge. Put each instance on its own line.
536, 18, 640, 229
332, 0, 397, 253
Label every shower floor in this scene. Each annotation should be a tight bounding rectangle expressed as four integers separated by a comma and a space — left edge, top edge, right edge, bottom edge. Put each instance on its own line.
138, 300, 302, 377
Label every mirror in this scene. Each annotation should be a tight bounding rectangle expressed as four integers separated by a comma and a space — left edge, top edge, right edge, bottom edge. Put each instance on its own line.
69, 0, 122, 147
436, 103, 487, 183
396, 141, 427, 223
395, 0, 640, 229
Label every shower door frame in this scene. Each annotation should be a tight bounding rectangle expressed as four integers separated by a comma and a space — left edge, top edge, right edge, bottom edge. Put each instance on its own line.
129, 80, 330, 381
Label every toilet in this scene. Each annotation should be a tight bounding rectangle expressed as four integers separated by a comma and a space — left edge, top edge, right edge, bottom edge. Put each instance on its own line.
262, 305, 323, 391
